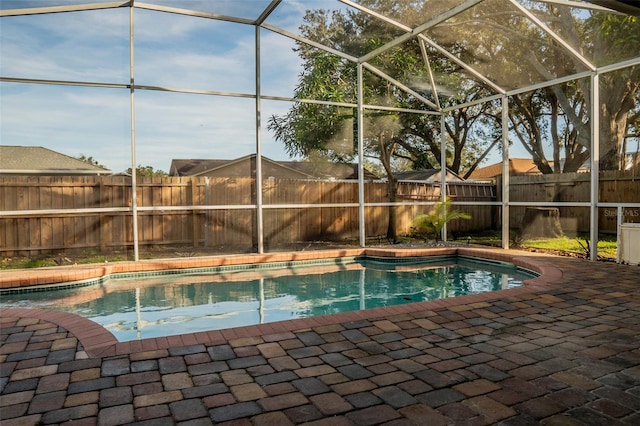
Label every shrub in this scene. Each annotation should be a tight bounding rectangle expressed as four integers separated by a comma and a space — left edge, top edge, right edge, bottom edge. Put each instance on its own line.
414, 197, 471, 242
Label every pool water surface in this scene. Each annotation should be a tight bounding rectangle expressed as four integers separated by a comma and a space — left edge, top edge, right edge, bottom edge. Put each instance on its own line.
1, 256, 536, 341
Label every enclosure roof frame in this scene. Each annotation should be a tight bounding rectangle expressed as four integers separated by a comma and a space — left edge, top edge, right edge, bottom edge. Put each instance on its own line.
1, 0, 635, 112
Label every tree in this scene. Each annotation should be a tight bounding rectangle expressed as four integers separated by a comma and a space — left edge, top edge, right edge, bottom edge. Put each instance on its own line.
426, 1, 640, 174
126, 165, 167, 177
506, 82, 593, 174
268, 2, 493, 241
400, 95, 500, 178
586, 15, 640, 170
503, 10, 640, 173
76, 154, 107, 169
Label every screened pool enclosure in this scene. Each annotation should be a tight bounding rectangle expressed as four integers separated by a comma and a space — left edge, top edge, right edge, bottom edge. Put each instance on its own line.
1, 0, 639, 263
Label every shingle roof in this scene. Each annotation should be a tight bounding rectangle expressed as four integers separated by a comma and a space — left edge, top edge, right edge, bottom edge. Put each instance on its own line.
395, 169, 464, 182
0, 146, 111, 175
277, 159, 379, 180
169, 159, 232, 176
468, 159, 541, 179
170, 155, 378, 180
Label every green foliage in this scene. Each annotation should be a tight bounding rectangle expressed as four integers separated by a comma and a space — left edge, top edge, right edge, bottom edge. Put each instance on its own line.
362, 160, 386, 178
588, 15, 639, 64
76, 154, 107, 169
126, 165, 167, 177
1, 250, 129, 270
267, 1, 497, 177
414, 197, 471, 241
0, 257, 57, 269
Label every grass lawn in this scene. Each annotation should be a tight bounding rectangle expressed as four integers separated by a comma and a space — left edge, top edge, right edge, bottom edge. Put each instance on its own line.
0, 235, 619, 269
520, 236, 617, 260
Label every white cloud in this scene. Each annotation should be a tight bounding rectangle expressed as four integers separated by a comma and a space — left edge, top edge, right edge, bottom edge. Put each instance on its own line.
0, 3, 344, 172
1, 10, 130, 82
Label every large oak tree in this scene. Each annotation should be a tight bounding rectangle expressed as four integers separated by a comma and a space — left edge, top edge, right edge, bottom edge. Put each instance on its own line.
268, 1, 496, 240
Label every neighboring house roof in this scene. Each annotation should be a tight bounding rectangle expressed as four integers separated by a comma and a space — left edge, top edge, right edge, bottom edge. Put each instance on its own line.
277, 159, 379, 180
469, 158, 594, 179
170, 154, 378, 180
0, 146, 112, 175
395, 169, 464, 182
169, 159, 239, 177
469, 158, 543, 179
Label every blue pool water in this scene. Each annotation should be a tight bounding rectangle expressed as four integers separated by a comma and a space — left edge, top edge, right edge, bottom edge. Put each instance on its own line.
1, 256, 536, 342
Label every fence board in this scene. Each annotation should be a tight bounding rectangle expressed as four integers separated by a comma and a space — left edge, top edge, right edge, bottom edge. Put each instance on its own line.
2, 172, 636, 256
503, 170, 640, 233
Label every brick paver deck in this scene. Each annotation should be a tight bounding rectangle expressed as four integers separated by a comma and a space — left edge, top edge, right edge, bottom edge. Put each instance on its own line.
1, 248, 639, 425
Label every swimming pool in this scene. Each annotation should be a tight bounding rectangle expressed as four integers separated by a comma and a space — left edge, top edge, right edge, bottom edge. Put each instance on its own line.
1, 255, 536, 342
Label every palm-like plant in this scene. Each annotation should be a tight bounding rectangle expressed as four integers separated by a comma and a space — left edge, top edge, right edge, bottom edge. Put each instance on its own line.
414, 197, 471, 242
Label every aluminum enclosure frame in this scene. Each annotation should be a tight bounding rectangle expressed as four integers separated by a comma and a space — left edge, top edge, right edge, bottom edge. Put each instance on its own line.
1, 0, 639, 261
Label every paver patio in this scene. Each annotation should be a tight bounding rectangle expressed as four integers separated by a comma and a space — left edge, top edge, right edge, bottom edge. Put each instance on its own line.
1, 249, 640, 425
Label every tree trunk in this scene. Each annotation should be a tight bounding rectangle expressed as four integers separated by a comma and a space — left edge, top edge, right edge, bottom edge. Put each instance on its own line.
521, 207, 563, 239
598, 70, 639, 171
599, 108, 628, 171
386, 177, 398, 242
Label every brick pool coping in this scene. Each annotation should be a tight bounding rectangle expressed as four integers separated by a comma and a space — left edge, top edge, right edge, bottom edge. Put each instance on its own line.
0, 247, 563, 358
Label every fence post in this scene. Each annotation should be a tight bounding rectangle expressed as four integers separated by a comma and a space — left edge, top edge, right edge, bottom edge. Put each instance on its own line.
616, 206, 623, 263
191, 177, 199, 248
204, 177, 210, 247
99, 178, 106, 252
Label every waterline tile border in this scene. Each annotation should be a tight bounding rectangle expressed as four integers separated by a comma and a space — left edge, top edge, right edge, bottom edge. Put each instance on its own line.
1, 252, 537, 295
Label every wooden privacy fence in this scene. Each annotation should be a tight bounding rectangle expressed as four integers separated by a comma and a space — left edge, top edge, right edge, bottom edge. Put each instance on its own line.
502, 170, 640, 234
0, 176, 495, 255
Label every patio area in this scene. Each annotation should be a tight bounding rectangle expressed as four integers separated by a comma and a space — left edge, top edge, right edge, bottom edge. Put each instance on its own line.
1, 248, 640, 425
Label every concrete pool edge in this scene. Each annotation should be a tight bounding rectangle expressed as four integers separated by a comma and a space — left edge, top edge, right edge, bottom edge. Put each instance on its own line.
0, 247, 563, 358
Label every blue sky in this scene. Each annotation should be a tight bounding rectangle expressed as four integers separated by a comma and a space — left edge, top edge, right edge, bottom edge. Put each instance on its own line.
0, 3, 310, 173
3, 1, 623, 174
0, 1, 508, 174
